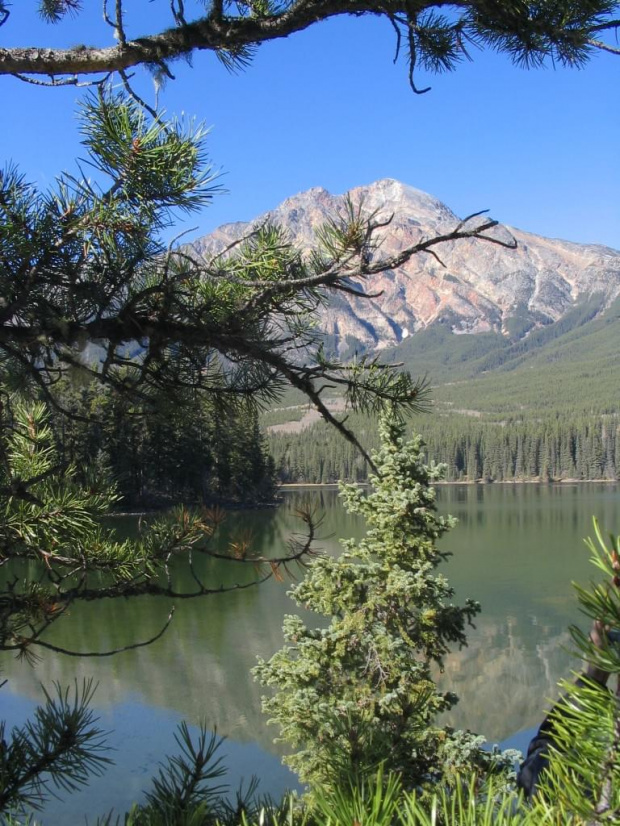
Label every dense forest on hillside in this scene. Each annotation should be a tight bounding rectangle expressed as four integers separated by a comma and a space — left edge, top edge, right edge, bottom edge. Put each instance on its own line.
267, 410, 619, 484
265, 294, 620, 484
49, 379, 277, 507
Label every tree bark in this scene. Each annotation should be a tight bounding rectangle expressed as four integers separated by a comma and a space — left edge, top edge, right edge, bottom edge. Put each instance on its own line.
0, 0, 388, 77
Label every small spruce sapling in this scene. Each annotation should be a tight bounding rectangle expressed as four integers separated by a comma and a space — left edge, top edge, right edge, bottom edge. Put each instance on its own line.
255, 417, 496, 793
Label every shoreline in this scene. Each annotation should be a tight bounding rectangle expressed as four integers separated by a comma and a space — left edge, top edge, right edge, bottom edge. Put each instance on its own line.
279, 478, 619, 489
106, 478, 618, 514
108, 499, 280, 517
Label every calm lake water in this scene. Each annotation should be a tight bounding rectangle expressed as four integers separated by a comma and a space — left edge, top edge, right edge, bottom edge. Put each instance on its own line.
2, 483, 619, 822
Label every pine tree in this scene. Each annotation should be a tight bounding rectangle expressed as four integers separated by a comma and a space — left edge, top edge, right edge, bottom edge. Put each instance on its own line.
255, 417, 507, 794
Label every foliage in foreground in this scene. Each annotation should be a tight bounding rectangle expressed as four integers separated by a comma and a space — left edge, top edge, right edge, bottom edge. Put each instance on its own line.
538, 521, 620, 824
0, 86, 521, 823
255, 417, 514, 792
0, 721, 566, 825
88, 759, 606, 826
0, 680, 109, 817
0, 400, 317, 661
0, 73, 618, 824
1, 86, 467, 473
3, 0, 620, 94
0, 401, 311, 821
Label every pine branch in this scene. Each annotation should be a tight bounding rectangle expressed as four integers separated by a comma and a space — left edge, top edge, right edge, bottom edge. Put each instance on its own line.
0, 0, 617, 81
0, 680, 110, 813
141, 723, 227, 820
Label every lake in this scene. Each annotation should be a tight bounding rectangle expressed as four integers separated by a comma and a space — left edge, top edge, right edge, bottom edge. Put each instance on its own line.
2, 483, 618, 822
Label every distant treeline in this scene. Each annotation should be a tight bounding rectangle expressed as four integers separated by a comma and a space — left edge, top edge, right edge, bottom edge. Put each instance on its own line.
50, 379, 277, 507
267, 411, 620, 484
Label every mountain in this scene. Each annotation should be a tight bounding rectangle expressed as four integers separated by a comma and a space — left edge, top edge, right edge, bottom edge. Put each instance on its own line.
191, 178, 620, 361
190, 179, 620, 482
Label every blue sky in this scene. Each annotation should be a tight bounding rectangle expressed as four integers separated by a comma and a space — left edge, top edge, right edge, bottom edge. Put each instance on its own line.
1, 3, 619, 249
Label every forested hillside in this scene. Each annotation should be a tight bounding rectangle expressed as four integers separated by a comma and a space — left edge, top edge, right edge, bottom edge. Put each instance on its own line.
51, 379, 277, 507
265, 295, 620, 484
268, 410, 618, 483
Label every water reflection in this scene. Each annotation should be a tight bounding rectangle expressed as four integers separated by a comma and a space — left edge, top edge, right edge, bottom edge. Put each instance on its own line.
440, 616, 574, 740
1, 484, 618, 820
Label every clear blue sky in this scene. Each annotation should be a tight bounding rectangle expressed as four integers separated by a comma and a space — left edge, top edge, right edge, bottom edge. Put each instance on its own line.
1, 2, 619, 249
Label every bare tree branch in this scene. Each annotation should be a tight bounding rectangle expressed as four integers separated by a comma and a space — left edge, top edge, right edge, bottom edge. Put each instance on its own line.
589, 38, 620, 54
24, 608, 175, 657
0, 0, 378, 77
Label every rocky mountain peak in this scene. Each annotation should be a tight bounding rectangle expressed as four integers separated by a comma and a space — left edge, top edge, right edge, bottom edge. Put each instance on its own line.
190, 180, 620, 357
350, 178, 459, 229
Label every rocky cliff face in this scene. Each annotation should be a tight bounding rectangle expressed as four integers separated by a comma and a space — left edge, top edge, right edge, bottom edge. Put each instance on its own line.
191, 179, 620, 356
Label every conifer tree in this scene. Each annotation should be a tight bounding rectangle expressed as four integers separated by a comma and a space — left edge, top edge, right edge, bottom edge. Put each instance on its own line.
255, 417, 510, 792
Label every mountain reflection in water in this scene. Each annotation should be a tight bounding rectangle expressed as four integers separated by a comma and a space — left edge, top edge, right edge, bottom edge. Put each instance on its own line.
1, 483, 617, 821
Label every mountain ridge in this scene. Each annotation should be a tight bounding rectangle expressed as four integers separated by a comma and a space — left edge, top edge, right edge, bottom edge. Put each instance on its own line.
191, 178, 620, 360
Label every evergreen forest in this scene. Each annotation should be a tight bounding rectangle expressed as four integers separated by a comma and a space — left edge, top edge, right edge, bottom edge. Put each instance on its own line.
268, 409, 620, 484
50, 378, 277, 507
266, 293, 620, 485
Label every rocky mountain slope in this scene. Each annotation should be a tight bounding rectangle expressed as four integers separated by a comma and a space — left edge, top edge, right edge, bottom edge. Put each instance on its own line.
191, 179, 620, 358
